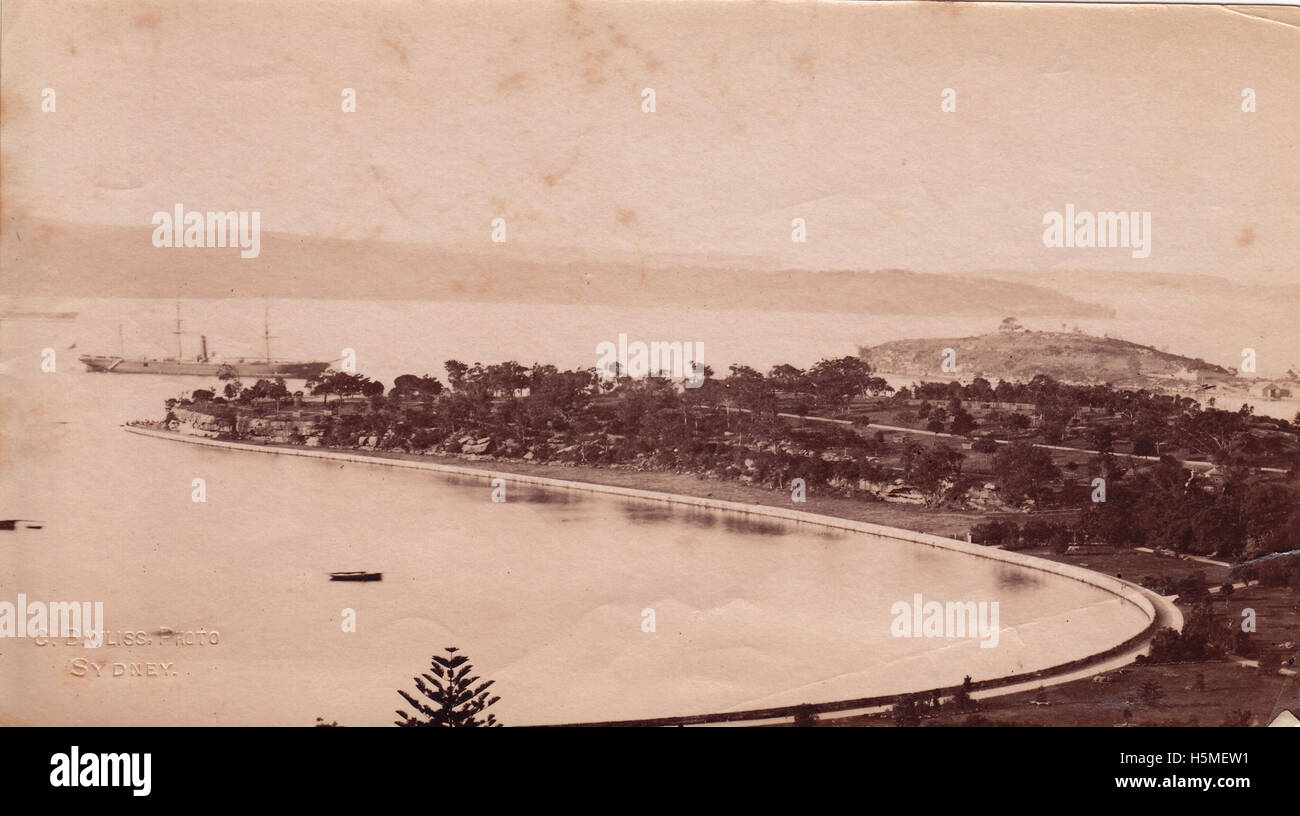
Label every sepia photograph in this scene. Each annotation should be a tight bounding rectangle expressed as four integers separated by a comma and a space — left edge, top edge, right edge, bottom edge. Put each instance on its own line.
1, 0, 1297, 798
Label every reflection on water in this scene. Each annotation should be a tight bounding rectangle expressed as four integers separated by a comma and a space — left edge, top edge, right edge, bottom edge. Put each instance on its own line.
621, 501, 798, 538
426, 476, 588, 507
680, 507, 718, 529
996, 564, 1047, 589
720, 514, 789, 538
619, 503, 677, 526
513, 487, 583, 505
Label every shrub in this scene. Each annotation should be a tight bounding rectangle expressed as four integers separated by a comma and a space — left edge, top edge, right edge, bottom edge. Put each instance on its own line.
970, 520, 1016, 546
1020, 517, 1068, 546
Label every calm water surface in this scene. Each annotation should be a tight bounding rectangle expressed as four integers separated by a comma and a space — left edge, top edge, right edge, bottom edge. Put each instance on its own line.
0, 307, 1151, 725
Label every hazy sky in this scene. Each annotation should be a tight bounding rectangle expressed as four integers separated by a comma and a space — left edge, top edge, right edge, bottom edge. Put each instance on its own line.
3, 0, 1298, 282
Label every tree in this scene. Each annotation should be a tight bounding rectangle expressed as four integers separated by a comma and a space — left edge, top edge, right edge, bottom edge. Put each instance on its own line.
395, 647, 502, 727
269, 377, 291, 400
792, 704, 819, 727
1076, 476, 1142, 547
806, 356, 890, 409
1086, 426, 1115, 454
992, 442, 1060, 507
392, 373, 445, 401
479, 361, 530, 397
767, 363, 807, 394
891, 693, 924, 726
949, 407, 977, 436
238, 377, 291, 404
1175, 406, 1248, 462
308, 370, 379, 405
306, 369, 337, 405
1240, 480, 1300, 558
967, 377, 995, 402
951, 675, 975, 711
1138, 680, 1164, 706
725, 364, 775, 418
970, 520, 1016, 546
909, 444, 965, 507
1131, 433, 1158, 457
444, 360, 470, 391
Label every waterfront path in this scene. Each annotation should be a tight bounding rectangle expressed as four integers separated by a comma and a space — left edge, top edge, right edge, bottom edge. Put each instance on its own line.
125, 424, 1183, 726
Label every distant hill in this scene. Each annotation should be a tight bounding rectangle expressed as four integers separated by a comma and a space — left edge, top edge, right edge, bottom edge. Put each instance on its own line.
860, 329, 1233, 386
970, 268, 1300, 305
2, 218, 1112, 318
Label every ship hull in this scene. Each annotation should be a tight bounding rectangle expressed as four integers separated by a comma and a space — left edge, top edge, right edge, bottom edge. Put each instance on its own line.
79, 356, 329, 379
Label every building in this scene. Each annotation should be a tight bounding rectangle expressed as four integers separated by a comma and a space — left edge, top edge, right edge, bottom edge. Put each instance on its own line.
1251, 381, 1294, 400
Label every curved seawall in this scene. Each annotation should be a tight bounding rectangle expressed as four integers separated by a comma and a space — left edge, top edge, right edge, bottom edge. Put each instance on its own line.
124, 424, 1182, 724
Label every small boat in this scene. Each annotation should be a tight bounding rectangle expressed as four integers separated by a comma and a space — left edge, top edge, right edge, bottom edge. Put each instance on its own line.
329, 571, 383, 582
0, 520, 44, 531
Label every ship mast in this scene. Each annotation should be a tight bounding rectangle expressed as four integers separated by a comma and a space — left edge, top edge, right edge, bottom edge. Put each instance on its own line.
263, 302, 273, 363
173, 302, 183, 360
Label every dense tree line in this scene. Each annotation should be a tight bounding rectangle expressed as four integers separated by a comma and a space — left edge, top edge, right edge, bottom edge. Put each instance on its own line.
166, 358, 1300, 564
897, 375, 1299, 464
1075, 456, 1300, 560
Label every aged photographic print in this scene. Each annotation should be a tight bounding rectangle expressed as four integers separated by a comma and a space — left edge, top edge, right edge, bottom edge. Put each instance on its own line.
2, 0, 1298, 753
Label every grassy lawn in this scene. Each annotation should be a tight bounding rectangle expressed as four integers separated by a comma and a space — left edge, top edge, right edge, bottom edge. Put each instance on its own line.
1029, 546, 1231, 585
825, 657, 1295, 727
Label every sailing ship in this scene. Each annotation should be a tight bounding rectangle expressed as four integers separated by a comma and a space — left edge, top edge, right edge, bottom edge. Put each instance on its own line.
79, 305, 330, 379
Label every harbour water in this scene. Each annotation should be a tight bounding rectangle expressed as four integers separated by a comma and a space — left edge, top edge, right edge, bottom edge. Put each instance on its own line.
4, 294, 1298, 388
0, 306, 1154, 725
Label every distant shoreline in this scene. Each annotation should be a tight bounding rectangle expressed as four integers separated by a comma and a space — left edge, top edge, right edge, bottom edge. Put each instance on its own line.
869, 371, 1300, 424
124, 424, 1180, 725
